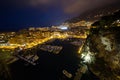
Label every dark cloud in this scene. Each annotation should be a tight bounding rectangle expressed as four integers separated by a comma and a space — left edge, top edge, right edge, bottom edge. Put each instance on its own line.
0, 0, 119, 16
61, 0, 120, 14
0, 0, 120, 14
1, 0, 120, 14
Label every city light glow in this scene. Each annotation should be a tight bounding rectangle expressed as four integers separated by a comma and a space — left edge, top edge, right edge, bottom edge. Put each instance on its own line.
81, 52, 95, 63
83, 53, 91, 63
58, 26, 68, 30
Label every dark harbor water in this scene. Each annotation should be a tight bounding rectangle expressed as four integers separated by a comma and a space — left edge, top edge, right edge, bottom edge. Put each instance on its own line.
9, 39, 99, 80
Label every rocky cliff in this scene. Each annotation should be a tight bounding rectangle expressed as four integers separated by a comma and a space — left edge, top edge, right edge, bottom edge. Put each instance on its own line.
80, 10, 120, 80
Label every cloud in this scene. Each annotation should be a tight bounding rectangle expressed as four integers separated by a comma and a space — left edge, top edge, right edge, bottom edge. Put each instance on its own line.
28, 0, 120, 14
61, 0, 120, 14
1, 0, 120, 14
29, 0, 57, 6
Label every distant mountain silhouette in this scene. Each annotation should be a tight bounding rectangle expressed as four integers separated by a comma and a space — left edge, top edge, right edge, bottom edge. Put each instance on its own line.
66, 4, 120, 23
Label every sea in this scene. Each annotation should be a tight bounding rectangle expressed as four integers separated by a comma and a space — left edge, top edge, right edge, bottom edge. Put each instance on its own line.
9, 39, 99, 80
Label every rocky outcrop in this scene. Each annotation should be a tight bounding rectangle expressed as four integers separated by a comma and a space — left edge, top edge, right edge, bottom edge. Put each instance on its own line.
89, 27, 120, 80
80, 10, 120, 80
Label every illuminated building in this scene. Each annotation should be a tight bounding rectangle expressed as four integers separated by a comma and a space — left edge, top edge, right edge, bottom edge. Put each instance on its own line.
0, 40, 9, 46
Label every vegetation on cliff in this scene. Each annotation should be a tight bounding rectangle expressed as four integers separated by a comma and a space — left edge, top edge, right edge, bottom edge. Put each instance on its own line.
80, 10, 120, 80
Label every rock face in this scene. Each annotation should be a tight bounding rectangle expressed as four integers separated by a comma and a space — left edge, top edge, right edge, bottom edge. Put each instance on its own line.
81, 10, 120, 80
89, 27, 120, 80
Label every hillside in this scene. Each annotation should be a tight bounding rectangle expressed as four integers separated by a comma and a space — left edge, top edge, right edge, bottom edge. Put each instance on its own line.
80, 10, 120, 80
66, 4, 120, 23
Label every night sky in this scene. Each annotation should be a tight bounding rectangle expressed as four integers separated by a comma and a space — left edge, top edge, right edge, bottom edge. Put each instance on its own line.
0, 0, 120, 31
